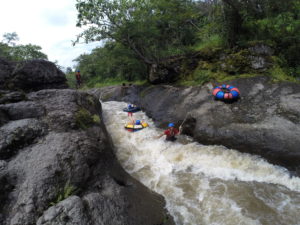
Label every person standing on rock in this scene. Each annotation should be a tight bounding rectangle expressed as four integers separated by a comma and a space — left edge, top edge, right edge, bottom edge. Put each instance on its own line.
156, 123, 182, 142
75, 70, 82, 88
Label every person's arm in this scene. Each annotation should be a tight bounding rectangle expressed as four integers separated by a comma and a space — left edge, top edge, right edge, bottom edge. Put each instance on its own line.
178, 126, 182, 135
156, 133, 165, 139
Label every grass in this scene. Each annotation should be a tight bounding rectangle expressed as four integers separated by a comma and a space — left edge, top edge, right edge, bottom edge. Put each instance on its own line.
50, 181, 77, 206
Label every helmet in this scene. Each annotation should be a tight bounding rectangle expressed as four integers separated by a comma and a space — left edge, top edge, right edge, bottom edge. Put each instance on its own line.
136, 120, 141, 125
77, 70, 80, 72
128, 104, 132, 108
168, 123, 174, 127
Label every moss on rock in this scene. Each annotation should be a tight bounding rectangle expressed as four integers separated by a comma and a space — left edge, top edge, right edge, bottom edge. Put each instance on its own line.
75, 108, 94, 130
92, 114, 101, 124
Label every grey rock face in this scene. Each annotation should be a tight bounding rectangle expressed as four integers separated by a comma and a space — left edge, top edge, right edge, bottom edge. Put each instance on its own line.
37, 196, 90, 225
0, 91, 26, 104
97, 76, 300, 175
0, 58, 15, 88
1, 57, 173, 224
0, 58, 67, 92
0, 101, 46, 120
248, 44, 274, 56
0, 89, 174, 225
0, 119, 47, 159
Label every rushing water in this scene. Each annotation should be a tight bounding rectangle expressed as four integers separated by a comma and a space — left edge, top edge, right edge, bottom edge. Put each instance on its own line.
102, 101, 300, 225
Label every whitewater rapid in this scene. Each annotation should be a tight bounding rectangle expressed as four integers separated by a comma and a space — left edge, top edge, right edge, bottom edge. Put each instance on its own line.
102, 101, 300, 225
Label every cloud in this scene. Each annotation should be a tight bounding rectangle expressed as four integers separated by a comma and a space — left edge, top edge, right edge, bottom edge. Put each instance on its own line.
50, 40, 101, 69
0, 0, 100, 68
41, 11, 71, 27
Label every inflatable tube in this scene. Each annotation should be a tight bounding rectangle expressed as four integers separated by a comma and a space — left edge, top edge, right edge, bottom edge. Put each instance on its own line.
125, 122, 148, 132
123, 107, 141, 113
213, 84, 240, 101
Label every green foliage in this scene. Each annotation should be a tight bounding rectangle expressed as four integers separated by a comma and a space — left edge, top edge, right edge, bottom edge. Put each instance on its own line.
73, 0, 300, 86
66, 72, 77, 89
2, 32, 19, 46
268, 65, 298, 82
0, 42, 12, 59
75, 0, 199, 64
75, 108, 94, 129
0, 32, 48, 61
74, 42, 148, 87
194, 34, 224, 51
74, 0, 201, 85
75, 108, 103, 129
177, 67, 214, 86
92, 114, 101, 124
10, 44, 48, 61
50, 182, 77, 206
221, 50, 251, 74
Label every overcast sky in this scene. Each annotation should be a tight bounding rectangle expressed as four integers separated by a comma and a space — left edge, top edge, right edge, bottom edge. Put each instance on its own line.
0, 0, 100, 69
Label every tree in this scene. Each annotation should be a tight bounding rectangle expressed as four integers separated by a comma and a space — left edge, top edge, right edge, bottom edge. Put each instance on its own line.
66, 67, 73, 74
73, 41, 147, 85
75, 0, 199, 65
2, 32, 19, 46
10, 44, 48, 61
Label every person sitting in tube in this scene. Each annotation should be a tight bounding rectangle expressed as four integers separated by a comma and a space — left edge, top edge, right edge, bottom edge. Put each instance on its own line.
127, 115, 142, 126
127, 104, 137, 117
128, 104, 137, 109
156, 123, 182, 142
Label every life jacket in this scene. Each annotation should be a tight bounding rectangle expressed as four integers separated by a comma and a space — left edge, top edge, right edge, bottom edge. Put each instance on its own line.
75, 72, 81, 80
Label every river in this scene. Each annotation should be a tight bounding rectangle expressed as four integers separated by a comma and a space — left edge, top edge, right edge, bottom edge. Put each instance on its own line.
102, 101, 300, 225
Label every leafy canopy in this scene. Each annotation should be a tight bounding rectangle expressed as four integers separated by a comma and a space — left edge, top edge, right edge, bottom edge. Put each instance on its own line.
0, 32, 48, 61
75, 0, 200, 64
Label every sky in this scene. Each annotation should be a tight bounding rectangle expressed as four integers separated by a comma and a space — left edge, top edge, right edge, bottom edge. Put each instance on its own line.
0, 0, 101, 70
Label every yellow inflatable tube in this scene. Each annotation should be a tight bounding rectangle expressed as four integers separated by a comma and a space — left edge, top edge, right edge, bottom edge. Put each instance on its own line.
125, 122, 148, 131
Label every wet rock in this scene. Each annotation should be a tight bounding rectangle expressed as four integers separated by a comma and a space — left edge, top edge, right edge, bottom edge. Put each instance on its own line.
0, 89, 174, 225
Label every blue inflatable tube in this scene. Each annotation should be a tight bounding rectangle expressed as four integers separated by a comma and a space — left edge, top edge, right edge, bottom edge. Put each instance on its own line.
123, 107, 141, 113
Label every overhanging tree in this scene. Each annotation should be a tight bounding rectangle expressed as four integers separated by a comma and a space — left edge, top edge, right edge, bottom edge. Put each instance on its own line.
75, 0, 200, 66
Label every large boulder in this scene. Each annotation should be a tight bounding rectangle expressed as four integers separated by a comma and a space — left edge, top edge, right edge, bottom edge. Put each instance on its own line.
0, 89, 174, 225
96, 76, 300, 175
0, 58, 15, 88
0, 58, 67, 91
